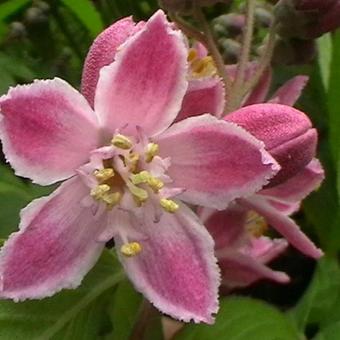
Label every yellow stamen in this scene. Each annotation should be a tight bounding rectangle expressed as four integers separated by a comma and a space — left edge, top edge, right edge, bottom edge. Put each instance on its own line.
246, 211, 268, 238
101, 192, 122, 208
120, 242, 142, 257
191, 56, 217, 79
94, 168, 114, 182
90, 184, 110, 200
111, 134, 133, 150
130, 170, 151, 185
160, 198, 179, 213
127, 182, 149, 204
188, 48, 198, 62
147, 177, 164, 193
126, 152, 140, 172
145, 142, 159, 163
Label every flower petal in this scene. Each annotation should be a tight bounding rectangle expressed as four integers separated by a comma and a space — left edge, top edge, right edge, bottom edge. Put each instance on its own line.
155, 114, 279, 210
269, 75, 309, 106
0, 78, 99, 185
260, 158, 325, 204
94, 10, 188, 137
0, 177, 107, 301
175, 78, 225, 122
115, 204, 220, 323
219, 252, 289, 289
81, 16, 143, 107
200, 205, 248, 250
239, 196, 323, 259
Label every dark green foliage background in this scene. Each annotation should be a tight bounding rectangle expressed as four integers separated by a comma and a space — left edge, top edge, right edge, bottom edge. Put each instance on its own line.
0, 0, 339, 339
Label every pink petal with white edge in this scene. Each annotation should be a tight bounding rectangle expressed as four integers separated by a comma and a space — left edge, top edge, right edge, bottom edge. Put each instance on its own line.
242, 237, 288, 264
155, 114, 280, 210
260, 158, 324, 203
239, 196, 323, 259
200, 205, 248, 250
95, 10, 188, 137
81, 16, 144, 107
219, 252, 290, 289
175, 78, 225, 122
115, 204, 220, 323
0, 177, 107, 301
269, 75, 309, 106
0, 78, 99, 185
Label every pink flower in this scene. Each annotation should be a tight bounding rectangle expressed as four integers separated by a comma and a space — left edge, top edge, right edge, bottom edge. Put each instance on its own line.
0, 11, 280, 323
202, 158, 324, 289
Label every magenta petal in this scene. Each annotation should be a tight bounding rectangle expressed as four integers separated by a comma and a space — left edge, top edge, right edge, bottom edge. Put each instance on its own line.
240, 196, 323, 259
269, 76, 309, 106
95, 10, 188, 137
0, 178, 106, 300
0, 78, 99, 185
81, 16, 143, 107
175, 78, 225, 122
201, 205, 248, 250
156, 114, 279, 210
219, 252, 290, 289
260, 158, 325, 204
115, 204, 220, 323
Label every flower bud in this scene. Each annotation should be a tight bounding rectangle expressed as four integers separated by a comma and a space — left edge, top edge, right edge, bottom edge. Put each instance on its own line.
272, 38, 316, 65
213, 14, 246, 37
275, 0, 340, 39
219, 38, 241, 63
225, 103, 317, 186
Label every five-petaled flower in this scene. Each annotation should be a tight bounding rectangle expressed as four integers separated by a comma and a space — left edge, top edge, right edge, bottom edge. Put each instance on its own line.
0, 11, 281, 323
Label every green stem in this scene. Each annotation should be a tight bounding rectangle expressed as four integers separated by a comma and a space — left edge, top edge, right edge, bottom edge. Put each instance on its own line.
226, 0, 256, 113
169, 13, 207, 45
239, 23, 277, 101
193, 7, 232, 98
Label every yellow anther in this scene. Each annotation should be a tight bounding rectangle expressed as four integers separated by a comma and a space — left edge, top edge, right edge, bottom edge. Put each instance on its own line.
246, 211, 268, 238
120, 242, 142, 257
127, 152, 140, 172
145, 143, 159, 163
130, 170, 151, 185
188, 48, 198, 62
101, 192, 122, 208
94, 168, 114, 182
90, 184, 110, 200
147, 177, 164, 193
127, 182, 149, 204
191, 56, 217, 79
111, 134, 133, 150
160, 198, 179, 213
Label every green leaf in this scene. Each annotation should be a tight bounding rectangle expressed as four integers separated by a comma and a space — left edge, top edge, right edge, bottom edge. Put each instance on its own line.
0, 0, 30, 22
314, 322, 340, 340
0, 165, 52, 239
175, 297, 301, 340
289, 257, 340, 331
108, 279, 163, 340
317, 34, 332, 91
108, 279, 143, 340
0, 250, 124, 340
61, 0, 104, 38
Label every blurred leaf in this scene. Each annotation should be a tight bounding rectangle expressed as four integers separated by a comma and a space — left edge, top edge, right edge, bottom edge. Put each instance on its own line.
61, 0, 104, 38
317, 34, 332, 91
175, 297, 300, 340
108, 279, 143, 340
314, 322, 340, 340
0, 165, 52, 239
290, 257, 340, 332
108, 279, 163, 340
0, 250, 124, 339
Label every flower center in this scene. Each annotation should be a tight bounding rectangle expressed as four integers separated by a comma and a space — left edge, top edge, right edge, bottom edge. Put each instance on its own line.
89, 133, 179, 214
245, 210, 268, 238
188, 48, 217, 79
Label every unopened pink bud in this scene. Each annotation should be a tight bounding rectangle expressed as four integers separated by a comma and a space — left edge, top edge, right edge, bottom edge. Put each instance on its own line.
225, 103, 317, 186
